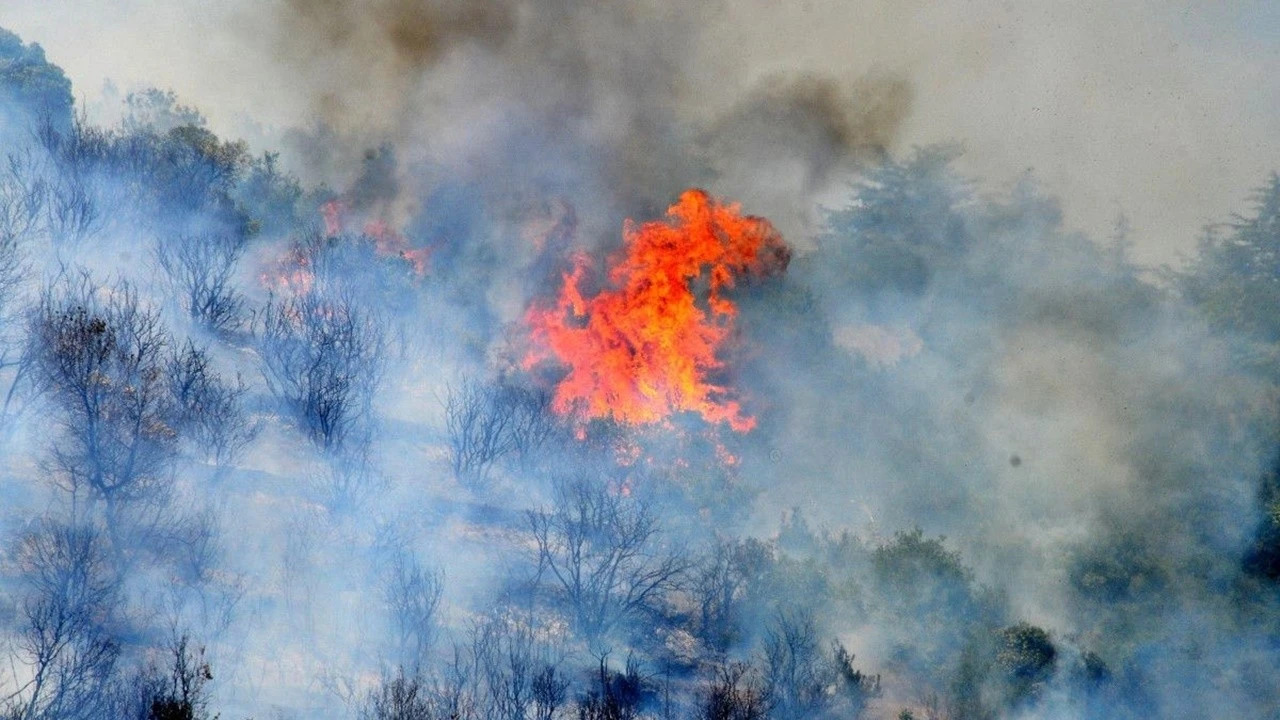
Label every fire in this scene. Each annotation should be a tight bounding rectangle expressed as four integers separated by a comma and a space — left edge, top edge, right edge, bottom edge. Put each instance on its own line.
524, 189, 790, 432
260, 201, 428, 294
321, 200, 430, 275
259, 243, 315, 296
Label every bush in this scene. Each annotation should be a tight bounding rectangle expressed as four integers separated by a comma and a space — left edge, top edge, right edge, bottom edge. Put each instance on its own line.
30, 273, 178, 522
155, 233, 247, 333
994, 623, 1056, 707
259, 290, 384, 452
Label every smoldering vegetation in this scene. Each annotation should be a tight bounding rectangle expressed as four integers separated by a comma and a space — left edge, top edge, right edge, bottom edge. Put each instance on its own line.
0, 17, 1277, 720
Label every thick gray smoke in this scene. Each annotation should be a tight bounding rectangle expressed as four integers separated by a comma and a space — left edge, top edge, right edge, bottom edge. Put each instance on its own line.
0, 5, 1277, 720
7, 1, 1278, 265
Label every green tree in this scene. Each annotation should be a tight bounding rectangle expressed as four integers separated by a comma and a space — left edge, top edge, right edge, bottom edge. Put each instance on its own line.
993, 623, 1056, 707
122, 87, 205, 134
1178, 173, 1280, 581
820, 145, 971, 296
0, 27, 73, 136
871, 528, 1002, 671
1180, 173, 1280, 347
234, 151, 303, 238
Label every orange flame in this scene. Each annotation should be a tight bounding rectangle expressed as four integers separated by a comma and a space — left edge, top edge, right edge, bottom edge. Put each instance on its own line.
524, 189, 789, 432
364, 218, 431, 275
259, 243, 315, 296
321, 200, 430, 275
260, 202, 428, 294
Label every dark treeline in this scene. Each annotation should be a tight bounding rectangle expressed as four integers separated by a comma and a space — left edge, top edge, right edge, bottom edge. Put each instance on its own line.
0, 25, 1278, 720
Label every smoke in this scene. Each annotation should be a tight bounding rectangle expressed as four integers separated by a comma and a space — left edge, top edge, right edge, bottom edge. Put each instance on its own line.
264, 0, 518, 163
3, 0, 913, 246
703, 72, 913, 244
0, 4, 1277, 720
7, 0, 1276, 265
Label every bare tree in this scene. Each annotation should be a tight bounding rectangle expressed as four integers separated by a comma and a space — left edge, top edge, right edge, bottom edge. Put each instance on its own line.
761, 611, 826, 720
697, 663, 766, 720
28, 273, 178, 526
501, 383, 559, 463
381, 551, 444, 672
167, 340, 257, 471
575, 654, 645, 720
394, 613, 569, 720
427, 643, 484, 720
474, 619, 534, 720
1, 520, 121, 720
530, 662, 569, 720
155, 233, 246, 334
444, 376, 563, 490
43, 167, 100, 247
760, 610, 879, 720
0, 152, 41, 310
258, 290, 385, 452
0, 151, 43, 420
691, 539, 773, 656
163, 506, 223, 587
315, 450, 385, 511
527, 475, 690, 647
0, 151, 47, 254
107, 633, 216, 720
361, 669, 439, 720
472, 615, 570, 720
444, 378, 515, 490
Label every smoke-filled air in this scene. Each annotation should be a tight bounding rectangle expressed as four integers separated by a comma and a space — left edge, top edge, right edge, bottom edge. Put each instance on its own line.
1, 2, 1280, 719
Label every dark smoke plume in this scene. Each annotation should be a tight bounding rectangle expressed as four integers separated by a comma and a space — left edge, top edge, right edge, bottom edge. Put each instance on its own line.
0, 6, 1277, 720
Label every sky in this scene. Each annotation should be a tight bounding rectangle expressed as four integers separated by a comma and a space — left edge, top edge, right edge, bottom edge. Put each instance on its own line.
2, 0, 1278, 267
2, 4, 1279, 716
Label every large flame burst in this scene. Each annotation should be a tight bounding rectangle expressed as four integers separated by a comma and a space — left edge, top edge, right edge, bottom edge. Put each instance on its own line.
524, 189, 790, 432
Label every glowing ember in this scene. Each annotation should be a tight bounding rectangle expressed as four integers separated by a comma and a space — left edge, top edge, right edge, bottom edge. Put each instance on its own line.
364, 218, 430, 275
260, 202, 428, 294
524, 189, 790, 432
259, 243, 315, 296
320, 200, 430, 275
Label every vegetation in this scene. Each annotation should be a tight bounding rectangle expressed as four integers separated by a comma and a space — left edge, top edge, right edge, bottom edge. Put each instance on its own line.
0, 21, 1277, 720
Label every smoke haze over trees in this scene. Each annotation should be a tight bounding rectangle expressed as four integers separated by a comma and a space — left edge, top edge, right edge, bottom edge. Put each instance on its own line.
0, 9, 1277, 720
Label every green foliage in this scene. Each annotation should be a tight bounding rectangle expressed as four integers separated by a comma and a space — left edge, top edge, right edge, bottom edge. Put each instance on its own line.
1244, 459, 1280, 580
1180, 173, 1280, 346
235, 152, 303, 238
153, 124, 251, 214
1078, 650, 1110, 688
946, 644, 993, 720
830, 641, 881, 718
1068, 530, 1169, 605
993, 622, 1056, 706
872, 528, 973, 604
777, 507, 819, 557
821, 145, 970, 296
123, 87, 206, 134
0, 28, 73, 134
38, 109, 253, 240
349, 143, 399, 210
1178, 174, 1280, 585
872, 528, 1001, 672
